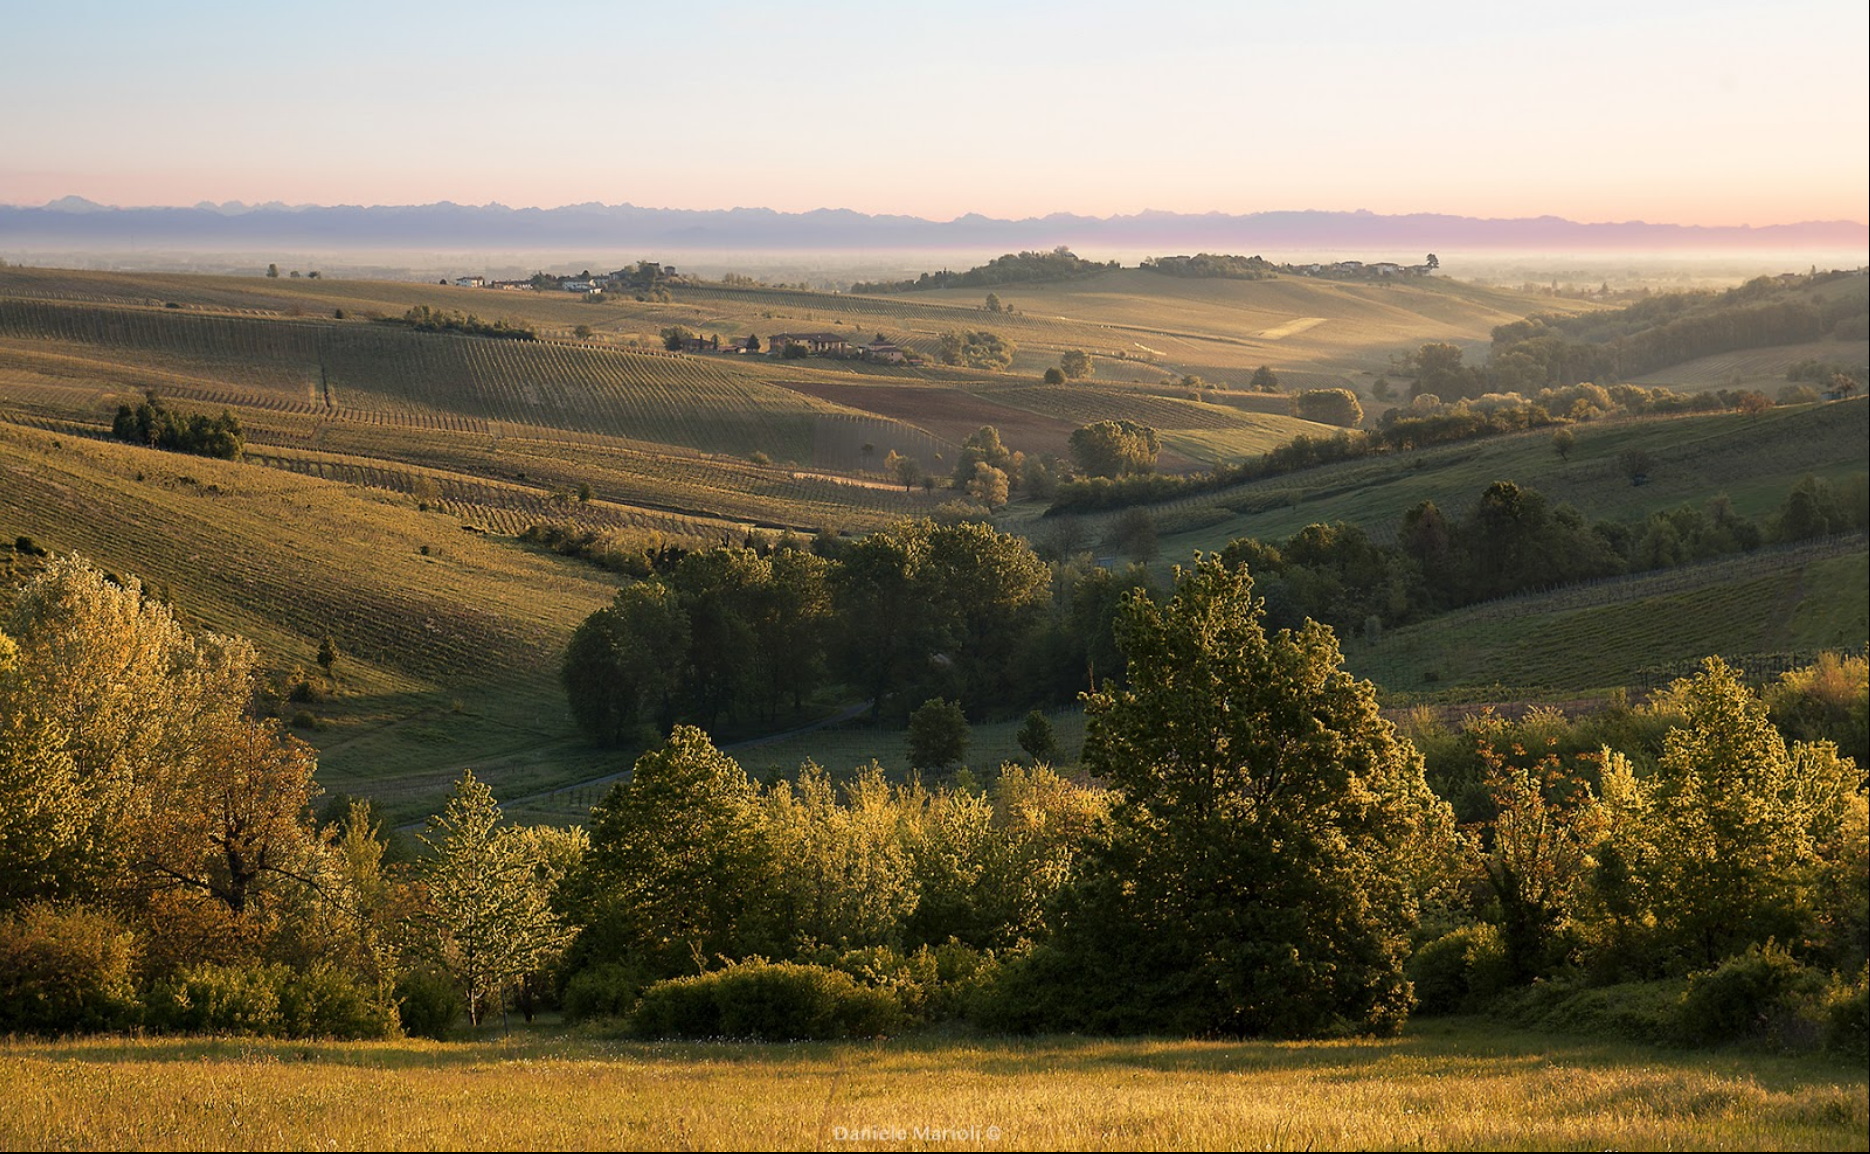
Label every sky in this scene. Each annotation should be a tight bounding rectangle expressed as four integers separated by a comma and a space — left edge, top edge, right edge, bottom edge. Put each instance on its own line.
2, 0, 1865, 227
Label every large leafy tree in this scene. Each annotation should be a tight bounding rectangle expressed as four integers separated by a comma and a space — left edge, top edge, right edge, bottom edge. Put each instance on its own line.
1068, 420, 1159, 478
920, 521, 1050, 712
1062, 556, 1450, 1036
747, 548, 832, 721
830, 527, 933, 722
566, 727, 774, 977
421, 771, 570, 1027
561, 581, 689, 745
1596, 658, 1860, 969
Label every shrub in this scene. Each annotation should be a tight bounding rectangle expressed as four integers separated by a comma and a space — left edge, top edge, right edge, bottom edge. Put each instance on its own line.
1674, 943, 1825, 1048
562, 962, 649, 1023
1407, 924, 1511, 1016
0, 904, 142, 1034
394, 964, 464, 1040
629, 973, 725, 1039
1492, 978, 1683, 1045
1822, 967, 1868, 1060
908, 698, 970, 770
967, 944, 1113, 1034
810, 943, 997, 1025
277, 963, 398, 1039
630, 960, 905, 1040
147, 962, 288, 1035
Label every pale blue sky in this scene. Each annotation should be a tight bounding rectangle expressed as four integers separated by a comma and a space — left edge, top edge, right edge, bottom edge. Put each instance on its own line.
3, 0, 1865, 225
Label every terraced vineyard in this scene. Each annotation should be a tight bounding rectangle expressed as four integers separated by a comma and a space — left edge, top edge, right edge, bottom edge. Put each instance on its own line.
0, 263, 1590, 392
0, 420, 640, 820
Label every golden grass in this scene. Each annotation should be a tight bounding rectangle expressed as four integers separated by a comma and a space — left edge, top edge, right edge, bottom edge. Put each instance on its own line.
0, 1022, 1861, 1151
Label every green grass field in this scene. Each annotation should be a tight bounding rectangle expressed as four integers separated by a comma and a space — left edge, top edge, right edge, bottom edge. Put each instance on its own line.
1342, 535, 1868, 697
1116, 398, 1870, 558
1, 1021, 1861, 1151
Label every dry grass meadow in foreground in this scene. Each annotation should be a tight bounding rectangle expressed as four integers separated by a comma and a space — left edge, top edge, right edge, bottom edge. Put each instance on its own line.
2, 1020, 1863, 1151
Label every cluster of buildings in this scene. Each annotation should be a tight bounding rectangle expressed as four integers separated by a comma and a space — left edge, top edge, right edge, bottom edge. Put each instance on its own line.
449, 262, 682, 293
1292, 259, 1435, 278
728, 333, 915, 363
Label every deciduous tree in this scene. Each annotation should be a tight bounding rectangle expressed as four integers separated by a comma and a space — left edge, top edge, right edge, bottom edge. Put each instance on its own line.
908, 698, 970, 770
1063, 557, 1450, 1036
421, 771, 571, 1027
568, 728, 774, 976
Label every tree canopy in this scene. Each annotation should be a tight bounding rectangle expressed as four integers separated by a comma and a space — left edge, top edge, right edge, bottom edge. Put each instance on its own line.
1068, 420, 1159, 478
1054, 557, 1451, 1036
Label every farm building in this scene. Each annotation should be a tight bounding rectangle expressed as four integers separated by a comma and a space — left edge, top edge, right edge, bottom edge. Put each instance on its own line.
862, 339, 908, 364
768, 332, 852, 357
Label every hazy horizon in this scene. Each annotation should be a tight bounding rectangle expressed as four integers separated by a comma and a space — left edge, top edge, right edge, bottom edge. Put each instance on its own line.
3, 1, 1864, 229
7, 195, 1868, 230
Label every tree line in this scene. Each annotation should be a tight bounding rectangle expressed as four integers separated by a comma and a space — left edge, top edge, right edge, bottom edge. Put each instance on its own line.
1218, 472, 1869, 638
851, 247, 1119, 294
1138, 252, 1279, 280
382, 305, 535, 340
1045, 379, 1837, 515
4, 554, 1861, 1052
1476, 273, 1869, 398
560, 519, 1151, 738
111, 391, 243, 459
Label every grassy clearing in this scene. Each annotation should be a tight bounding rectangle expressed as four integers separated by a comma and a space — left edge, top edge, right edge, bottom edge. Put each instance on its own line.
1630, 338, 1870, 393
1, 1021, 1860, 1151
1344, 536, 1868, 696
1136, 399, 1870, 558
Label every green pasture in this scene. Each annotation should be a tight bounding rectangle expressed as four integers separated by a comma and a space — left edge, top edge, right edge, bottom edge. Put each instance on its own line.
1136, 398, 1870, 557
1343, 537, 1868, 697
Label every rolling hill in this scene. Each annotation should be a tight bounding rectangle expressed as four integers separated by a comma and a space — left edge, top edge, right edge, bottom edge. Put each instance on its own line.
2, 262, 1863, 818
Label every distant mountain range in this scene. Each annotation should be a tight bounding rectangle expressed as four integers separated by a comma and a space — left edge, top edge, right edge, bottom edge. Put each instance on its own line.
3, 198, 1864, 253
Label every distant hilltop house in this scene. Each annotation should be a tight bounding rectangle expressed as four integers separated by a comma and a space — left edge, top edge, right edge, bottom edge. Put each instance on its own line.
561, 280, 599, 294
768, 332, 852, 357
862, 338, 909, 364
486, 279, 533, 291
452, 275, 485, 288
1367, 261, 1403, 276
